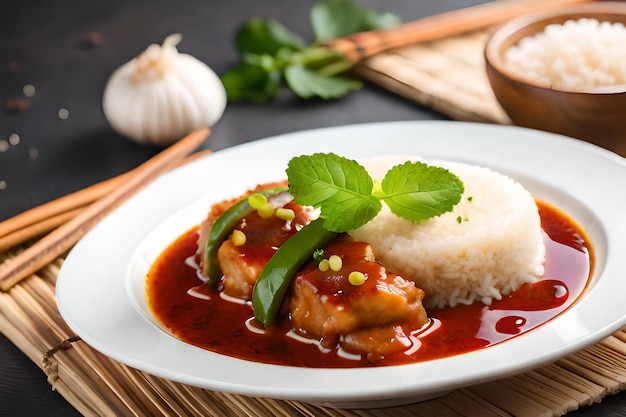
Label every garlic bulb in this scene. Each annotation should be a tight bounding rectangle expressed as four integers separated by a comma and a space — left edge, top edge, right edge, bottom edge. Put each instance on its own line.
103, 33, 226, 146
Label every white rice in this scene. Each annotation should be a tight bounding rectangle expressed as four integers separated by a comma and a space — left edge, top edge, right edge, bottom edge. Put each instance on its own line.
348, 157, 546, 309
503, 18, 626, 90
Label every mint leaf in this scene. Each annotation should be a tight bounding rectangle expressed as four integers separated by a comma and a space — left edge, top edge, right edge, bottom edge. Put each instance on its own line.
286, 153, 381, 232
380, 161, 464, 222
221, 62, 282, 101
284, 65, 362, 99
235, 18, 304, 56
310, 0, 401, 42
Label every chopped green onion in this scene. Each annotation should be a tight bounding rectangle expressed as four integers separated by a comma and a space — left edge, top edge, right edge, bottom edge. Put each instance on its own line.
328, 255, 342, 271
348, 271, 366, 285
257, 202, 275, 218
231, 230, 246, 246
276, 207, 295, 221
313, 248, 325, 264
318, 259, 330, 272
248, 193, 268, 209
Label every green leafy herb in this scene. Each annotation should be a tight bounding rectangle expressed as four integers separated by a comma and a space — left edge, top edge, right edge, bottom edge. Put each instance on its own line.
380, 161, 464, 222
221, 0, 400, 101
310, 0, 402, 42
286, 153, 382, 232
284, 64, 363, 100
312, 248, 325, 264
234, 18, 305, 56
286, 153, 464, 232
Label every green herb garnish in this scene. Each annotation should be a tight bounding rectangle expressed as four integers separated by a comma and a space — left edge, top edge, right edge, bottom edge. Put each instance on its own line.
221, 0, 400, 101
286, 153, 464, 232
312, 248, 325, 264
310, 0, 401, 42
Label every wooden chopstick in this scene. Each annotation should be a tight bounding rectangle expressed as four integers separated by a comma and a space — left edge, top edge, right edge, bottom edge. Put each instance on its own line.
0, 127, 210, 291
324, 0, 594, 62
0, 177, 125, 240
0, 208, 84, 253
0, 149, 213, 251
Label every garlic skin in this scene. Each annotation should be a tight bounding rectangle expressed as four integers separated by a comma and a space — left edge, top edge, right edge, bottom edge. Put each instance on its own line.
103, 34, 226, 146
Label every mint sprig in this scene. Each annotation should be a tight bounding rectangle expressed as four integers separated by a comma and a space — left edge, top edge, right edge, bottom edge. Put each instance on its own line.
221, 0, 400, 102
286, 153, 464, 232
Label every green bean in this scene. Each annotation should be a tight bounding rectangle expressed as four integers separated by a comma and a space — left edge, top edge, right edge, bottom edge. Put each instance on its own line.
252, 218, 338, 326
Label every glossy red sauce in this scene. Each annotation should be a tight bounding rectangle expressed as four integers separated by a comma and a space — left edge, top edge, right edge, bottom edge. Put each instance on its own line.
146, 200, 592, 368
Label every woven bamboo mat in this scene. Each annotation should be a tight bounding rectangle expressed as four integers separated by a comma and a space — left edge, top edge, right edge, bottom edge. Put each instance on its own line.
355, 29, 511, 125
2, 28, 626, 417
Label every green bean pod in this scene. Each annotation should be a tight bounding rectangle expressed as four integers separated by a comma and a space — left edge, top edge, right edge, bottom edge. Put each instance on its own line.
252, 218, 338, 326
203, 187, 285, 285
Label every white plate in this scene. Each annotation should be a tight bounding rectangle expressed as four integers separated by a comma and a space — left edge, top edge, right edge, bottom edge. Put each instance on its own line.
56, 121, 626, 408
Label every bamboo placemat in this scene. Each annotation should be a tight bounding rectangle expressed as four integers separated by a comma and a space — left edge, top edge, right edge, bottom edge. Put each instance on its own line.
2, 28, 626, 417
355, 29, 510, 125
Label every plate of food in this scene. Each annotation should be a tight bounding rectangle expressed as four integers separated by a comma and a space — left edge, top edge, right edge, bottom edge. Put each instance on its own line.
56, 121, 626, 408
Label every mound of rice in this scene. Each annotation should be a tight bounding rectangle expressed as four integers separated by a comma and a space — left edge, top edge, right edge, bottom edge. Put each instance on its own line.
348, 157, 546, 309
503, 18, 626, 90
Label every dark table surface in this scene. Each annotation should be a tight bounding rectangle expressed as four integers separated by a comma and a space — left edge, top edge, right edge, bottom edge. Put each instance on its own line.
1, 0, 625, 415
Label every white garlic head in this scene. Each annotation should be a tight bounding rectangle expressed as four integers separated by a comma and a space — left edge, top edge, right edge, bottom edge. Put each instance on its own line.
103, 34, 226, 146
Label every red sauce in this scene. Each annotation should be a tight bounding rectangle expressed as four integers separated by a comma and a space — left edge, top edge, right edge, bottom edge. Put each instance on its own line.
146, 200, 592, 368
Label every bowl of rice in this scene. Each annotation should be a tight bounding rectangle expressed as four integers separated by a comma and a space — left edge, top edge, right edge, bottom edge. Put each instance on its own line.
484, 2, 626, 155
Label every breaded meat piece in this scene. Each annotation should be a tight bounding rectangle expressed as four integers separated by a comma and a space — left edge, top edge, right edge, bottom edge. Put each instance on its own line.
289, 237, 428, 361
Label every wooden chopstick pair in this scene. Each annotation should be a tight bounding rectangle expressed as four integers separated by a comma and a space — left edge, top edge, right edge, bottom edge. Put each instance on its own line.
0, 149, 212, 252
0, 128, 211, 291
0, 208, 84, 253
324, 0, 593, 61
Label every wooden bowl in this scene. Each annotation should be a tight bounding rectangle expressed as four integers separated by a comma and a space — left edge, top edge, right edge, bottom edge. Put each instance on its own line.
484, 2, 626, 155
